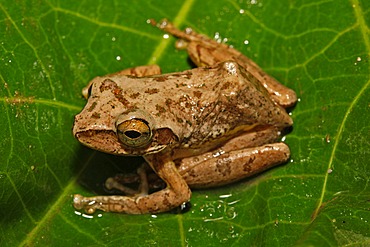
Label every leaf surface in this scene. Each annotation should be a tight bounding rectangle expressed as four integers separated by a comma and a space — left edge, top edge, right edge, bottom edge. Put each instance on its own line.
1, 0, 369, 246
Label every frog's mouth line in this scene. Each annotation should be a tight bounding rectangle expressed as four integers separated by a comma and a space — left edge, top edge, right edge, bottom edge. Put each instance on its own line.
75, 130, 167, 156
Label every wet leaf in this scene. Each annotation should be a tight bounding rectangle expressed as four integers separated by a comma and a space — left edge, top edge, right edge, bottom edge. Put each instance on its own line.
1, 0, 369, 246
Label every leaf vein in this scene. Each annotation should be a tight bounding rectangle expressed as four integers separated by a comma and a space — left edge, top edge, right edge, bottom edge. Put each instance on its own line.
46, 2, 158, 40
311, 0, 370, 220
0, 4, 56, 100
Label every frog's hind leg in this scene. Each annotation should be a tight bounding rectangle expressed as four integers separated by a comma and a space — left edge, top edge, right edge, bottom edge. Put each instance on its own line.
179, 142, 290, 189
154, 19, 297, 108
176, 127, 291, 188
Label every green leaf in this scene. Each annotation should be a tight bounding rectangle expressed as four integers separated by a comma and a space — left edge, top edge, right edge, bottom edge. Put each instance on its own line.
1, 0, 369, 246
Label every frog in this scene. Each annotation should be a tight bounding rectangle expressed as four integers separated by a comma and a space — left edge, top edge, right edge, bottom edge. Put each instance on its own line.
72, 19, 297, 214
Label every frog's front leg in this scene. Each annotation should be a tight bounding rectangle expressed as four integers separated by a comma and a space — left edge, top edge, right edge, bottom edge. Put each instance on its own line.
73, 152, 191, 214
177, 142, 290, 188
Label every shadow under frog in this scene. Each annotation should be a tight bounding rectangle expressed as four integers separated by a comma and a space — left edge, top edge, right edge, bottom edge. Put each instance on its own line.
73, 145, 144, 196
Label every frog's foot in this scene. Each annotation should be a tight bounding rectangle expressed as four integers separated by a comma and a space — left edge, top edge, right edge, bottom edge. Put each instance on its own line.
152, 19, 207, 45
75, 165, 155, 214
105, 163, 150, 196
73, 193, 143, 214
104, 163, 166, 197
73, 155, 192, 214
105, 177, 140, 196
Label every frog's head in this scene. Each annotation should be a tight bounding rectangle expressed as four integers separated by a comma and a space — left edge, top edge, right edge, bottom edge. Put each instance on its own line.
73, 77, 179, 156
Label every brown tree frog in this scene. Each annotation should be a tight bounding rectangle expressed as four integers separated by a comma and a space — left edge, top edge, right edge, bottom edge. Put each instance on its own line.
72, 19, 297, 214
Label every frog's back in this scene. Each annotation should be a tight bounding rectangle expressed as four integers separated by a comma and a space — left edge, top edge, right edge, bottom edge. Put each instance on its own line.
156, 62, 293, 140
101, 61, 292, 149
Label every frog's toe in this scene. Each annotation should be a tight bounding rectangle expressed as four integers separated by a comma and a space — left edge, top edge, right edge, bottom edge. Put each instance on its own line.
73, 194, 85, 210
105, 177, 139, 195
73, 194, 100, 214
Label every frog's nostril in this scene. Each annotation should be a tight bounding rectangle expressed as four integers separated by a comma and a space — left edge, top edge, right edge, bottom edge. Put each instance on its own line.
125, 130, 141, 139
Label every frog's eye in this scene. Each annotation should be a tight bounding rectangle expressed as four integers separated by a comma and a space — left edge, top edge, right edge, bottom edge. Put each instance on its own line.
82, 82, 93, 99
116, 118, 152, 148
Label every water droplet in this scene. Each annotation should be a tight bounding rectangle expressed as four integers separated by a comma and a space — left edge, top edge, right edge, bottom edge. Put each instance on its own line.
82, 214, 93, 219
185, 27, 192, 34
226, 207, 237, 219
219, 193, 232, 199
214, 32, 220, 40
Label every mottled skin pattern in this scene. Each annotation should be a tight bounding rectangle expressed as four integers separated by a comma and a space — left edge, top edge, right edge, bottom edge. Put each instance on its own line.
72, 20, 297, 214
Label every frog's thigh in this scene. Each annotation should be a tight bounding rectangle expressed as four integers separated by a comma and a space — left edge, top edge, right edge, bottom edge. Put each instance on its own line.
180, 143, 290, 189
176, 127, 282, 174
107, 64, 161, 77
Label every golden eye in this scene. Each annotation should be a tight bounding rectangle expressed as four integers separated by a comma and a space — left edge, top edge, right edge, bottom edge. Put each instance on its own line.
116, 118, 152, 148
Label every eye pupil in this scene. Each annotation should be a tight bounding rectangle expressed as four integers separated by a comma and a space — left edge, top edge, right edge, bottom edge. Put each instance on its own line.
125, 130, 141, 139
87, 85, 92, 97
